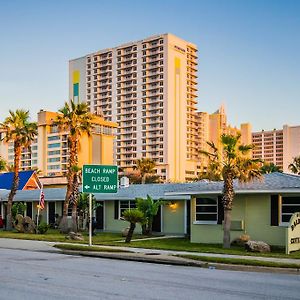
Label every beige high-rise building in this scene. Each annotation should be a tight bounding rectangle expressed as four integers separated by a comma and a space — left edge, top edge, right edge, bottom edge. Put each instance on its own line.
196, 105, 252, 171
0, 110, 117, 177
69, 33, 198, 182
252, 125, 300, 172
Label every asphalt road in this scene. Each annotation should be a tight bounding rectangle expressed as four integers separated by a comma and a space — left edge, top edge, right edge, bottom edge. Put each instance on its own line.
0, 248, 299, 300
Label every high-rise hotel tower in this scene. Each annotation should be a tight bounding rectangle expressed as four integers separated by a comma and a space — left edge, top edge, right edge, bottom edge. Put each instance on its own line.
69, 34, 198, 182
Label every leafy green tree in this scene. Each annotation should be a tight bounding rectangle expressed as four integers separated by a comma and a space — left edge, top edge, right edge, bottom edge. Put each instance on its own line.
0, 156, 7, 172
12, 202, 27, 220
201, 134, 262, 248
136, 195, 166, 235
122, 209, 145, 243
135, 158, 157, 184
0, 110, 37, 230
54, 100, 94, 233
289, 156, 300, 175
77, 192, 99, 230
261, 162, 282, 174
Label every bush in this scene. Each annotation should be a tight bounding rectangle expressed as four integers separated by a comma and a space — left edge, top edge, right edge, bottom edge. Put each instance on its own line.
38, 222, 49, 234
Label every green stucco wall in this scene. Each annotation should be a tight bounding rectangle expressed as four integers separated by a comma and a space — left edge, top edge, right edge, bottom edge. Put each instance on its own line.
191, 195, 286, 246
162, 201, 185, 235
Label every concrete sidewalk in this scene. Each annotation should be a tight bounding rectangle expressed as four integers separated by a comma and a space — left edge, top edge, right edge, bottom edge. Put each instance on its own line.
1, 238, 300, 274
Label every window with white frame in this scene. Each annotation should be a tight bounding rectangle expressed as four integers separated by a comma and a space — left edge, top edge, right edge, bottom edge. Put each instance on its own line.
195, 198, 217, 223
119, 200, 136, 217
281, 196, 300, 224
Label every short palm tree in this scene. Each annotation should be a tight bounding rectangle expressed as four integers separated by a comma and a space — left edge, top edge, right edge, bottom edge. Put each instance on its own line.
0, 110, 37, 230
135, 158, 156, 184
288, 156, 300, 175
136, 195, 165, 235
54, 100, 94, 232
202, 134, 262, 248
122, 209, 145, 243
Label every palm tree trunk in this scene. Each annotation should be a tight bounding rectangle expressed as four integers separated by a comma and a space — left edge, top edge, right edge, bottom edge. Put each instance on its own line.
125, 222, 136, 243
223, 209, 232, 248
6, 144, 21, 230
71, 204, 78, 232
222, 174, 234, 248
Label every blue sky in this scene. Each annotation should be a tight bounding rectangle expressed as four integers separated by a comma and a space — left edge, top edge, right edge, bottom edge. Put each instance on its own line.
0, 0, 299, 131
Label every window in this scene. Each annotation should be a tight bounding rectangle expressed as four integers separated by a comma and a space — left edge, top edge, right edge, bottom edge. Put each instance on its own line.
281, 197, 300, 224
47, 136, 60, 141
195, 198, 217, 223
48, 143, 60, 148
119, 200, 136, 217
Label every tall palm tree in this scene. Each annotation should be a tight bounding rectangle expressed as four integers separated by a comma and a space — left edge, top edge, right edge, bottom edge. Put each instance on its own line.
0, 110, 37, 230
202, 134, 262, 248
288, 156, 300, 175
54, 100, 94, 233
135, 158, 156, 184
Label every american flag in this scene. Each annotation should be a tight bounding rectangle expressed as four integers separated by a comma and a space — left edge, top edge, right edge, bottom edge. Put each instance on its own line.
39, 190, 45, 210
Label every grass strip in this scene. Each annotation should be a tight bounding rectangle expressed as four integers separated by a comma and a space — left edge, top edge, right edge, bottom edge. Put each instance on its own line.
176, 254, 300, 269
54, 243, 132, 253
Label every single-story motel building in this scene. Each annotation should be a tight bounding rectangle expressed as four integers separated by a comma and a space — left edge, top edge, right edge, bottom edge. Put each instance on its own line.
1, 172, 300, 247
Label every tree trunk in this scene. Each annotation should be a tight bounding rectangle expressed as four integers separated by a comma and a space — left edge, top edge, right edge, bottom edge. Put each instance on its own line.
141, 175, 146, 184
6, 144, 21, 231
147, 217, 153, 236
125, 222, 136, 243
223, 209, 232, 248
141, 224, 147, 235
71, 204, 78, 232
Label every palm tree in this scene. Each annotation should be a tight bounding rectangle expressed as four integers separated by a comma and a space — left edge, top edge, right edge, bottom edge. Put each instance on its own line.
261, 162, 282, 174
122, 209, 145, 243
136, 195, 166, 235
54, 100, 94, 233
202, 134, 262, 248
289, 156, 300, 175
135, 158, 156, 184
0, 110, 37, 230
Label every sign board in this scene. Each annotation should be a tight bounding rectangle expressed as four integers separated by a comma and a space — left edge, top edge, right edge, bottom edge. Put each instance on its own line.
286, 212, 300, 254
82, 165, 118, 194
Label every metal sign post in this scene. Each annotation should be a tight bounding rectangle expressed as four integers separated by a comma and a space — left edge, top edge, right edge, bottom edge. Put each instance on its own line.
82, 165, 118, 246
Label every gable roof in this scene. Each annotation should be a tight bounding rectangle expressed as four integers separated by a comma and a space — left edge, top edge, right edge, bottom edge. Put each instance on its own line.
0, 170, 41, 191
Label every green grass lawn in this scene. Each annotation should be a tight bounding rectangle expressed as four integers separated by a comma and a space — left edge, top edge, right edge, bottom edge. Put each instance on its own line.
1, 230, 300, 259
0, 229, 127, 244
107, 237, 300, 259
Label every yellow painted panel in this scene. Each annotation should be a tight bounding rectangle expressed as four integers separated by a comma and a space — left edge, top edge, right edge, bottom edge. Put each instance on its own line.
73, 70, 80, 84
175, 57, 180, 69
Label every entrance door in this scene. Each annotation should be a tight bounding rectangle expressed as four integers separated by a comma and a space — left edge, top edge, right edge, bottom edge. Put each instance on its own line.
152, 206, 161, 233
96, 201, 104, 230
48, 202, 56, 227
26, 202, 32, 218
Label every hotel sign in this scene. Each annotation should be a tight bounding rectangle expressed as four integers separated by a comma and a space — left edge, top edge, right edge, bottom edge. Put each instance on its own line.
286, 212, 300, 254
82, 165, 118, 193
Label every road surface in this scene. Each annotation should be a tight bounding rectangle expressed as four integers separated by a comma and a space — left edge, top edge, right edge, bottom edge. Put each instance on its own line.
0, 248, 299, 299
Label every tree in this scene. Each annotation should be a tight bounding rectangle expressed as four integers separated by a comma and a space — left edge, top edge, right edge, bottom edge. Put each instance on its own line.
135, 158, 157, 184
0, 110, 37, 230
0, 156, 7, 172
136, 195, 166, 235
261, 162, 282, 174
202, 134, 262, 248
288, 156, 300, 175
54, 100, 94, 233
122, 209, 145, 243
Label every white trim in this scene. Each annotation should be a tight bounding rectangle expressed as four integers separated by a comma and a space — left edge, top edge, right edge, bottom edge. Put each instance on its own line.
193, 221, 218, 225
165, 189, 300, 196
46, 202, 49, 224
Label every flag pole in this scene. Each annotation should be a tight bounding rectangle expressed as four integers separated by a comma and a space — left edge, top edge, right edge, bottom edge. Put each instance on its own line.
36, 183, 43, 234
89, 193, 92, 246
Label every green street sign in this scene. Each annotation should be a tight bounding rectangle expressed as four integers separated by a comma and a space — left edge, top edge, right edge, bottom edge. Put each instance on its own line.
82, 165, 118, 193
